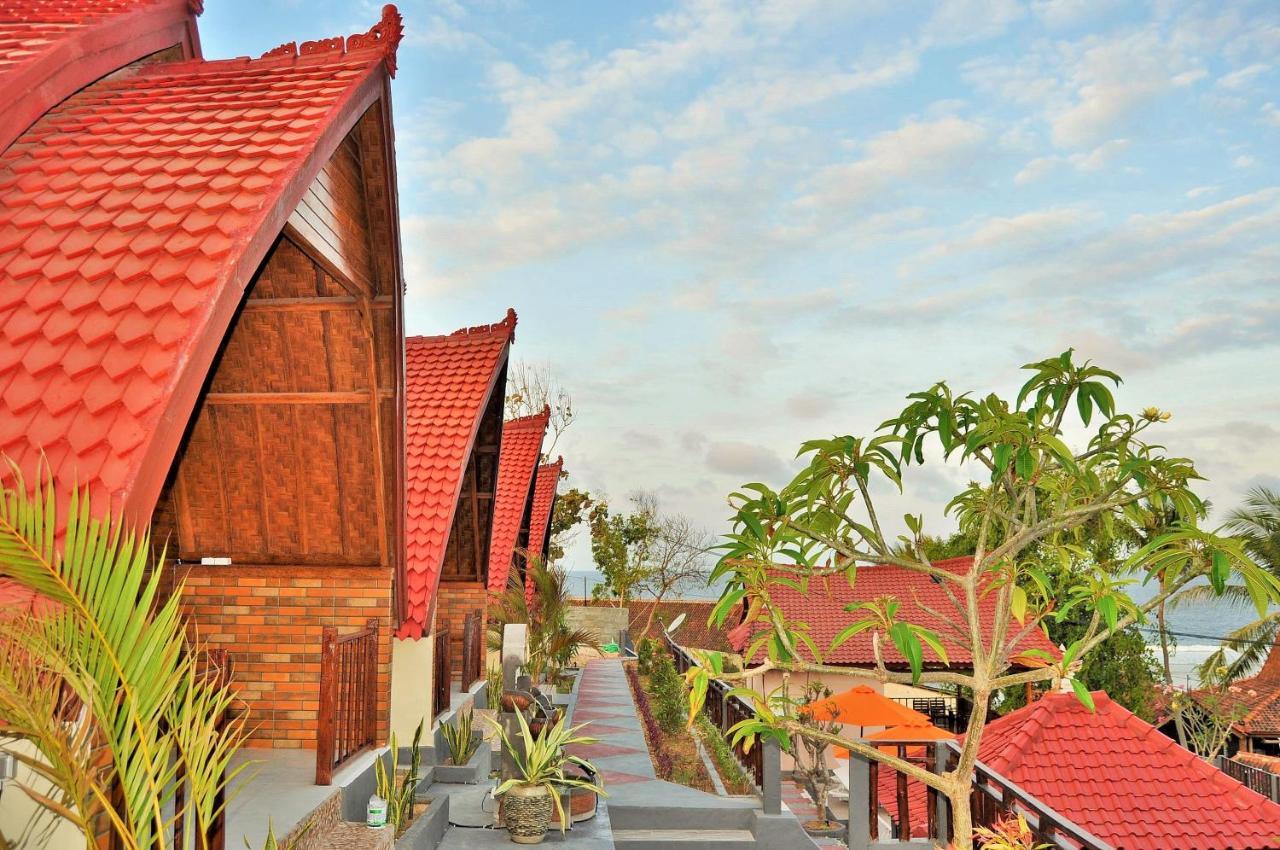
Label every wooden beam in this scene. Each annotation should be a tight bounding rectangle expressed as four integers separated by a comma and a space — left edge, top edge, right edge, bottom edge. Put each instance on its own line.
202, 391, 393, 405
359, 300, 390, 571
242, 296, 394, 313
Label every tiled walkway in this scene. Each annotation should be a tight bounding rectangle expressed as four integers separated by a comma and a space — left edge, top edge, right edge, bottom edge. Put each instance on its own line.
567, 658, 661, 790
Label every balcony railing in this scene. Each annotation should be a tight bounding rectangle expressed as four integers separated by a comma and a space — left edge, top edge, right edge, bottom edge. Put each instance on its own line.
1219, 755, 1280, 802
891, 695, 971, 734
433, 620, 451, 716
315, 619, 379, 785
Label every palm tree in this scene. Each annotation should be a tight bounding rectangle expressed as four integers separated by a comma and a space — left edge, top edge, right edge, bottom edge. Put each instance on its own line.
487, 556, 599, 684
1189, 487, 1280, 681
0, 466, 248, 849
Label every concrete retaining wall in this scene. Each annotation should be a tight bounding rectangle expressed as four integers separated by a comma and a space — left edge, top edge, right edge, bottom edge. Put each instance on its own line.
567, 604, 629, 647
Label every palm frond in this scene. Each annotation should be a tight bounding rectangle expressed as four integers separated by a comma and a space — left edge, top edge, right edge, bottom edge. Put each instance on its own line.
0, 464, 249, 849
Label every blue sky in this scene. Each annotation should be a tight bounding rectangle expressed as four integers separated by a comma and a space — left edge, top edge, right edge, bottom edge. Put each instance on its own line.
202, 1, 1280, 570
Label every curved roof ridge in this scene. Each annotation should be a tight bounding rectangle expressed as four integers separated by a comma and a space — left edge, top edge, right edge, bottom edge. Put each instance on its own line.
505, 405, 552, 428
401, 310, 514, 638
0, 0, 201, 153
0, 4, 403, 529
257, 3, 403, 78
447, 307, 518, 342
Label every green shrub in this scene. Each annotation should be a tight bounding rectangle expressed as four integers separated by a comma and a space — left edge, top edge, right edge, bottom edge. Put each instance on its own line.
637, 637, 660, 677
648, 650, 686, 734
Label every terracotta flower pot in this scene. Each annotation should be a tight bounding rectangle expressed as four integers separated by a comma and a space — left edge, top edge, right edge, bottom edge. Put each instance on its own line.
502, 784, 553, 844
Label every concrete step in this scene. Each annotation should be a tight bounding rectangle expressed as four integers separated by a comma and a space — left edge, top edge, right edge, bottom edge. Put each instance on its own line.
317, 822, 395, 850
612, 828, 756, 850
607, 800, 756, 832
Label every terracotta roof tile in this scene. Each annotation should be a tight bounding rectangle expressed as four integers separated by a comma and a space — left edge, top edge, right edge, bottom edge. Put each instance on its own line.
884, 692, 1280, 849
487, 408, 549, 593
400, 311, 515, 639
0, 5, 404, 610
0, 0, 200, 153
727, 557, 1058, 670
523, 456, 562, 605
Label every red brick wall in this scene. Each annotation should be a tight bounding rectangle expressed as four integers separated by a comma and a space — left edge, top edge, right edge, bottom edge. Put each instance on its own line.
172, 564, 394, 748
436, 580, 488, 679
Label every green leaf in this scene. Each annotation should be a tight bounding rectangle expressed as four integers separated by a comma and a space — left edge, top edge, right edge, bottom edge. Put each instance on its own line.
1010, 585, 1027, 624
889, 621, 924, 683
1076, 385, 1093, 426
1210, 550, 1229, 595
1070, 678, 1096, 712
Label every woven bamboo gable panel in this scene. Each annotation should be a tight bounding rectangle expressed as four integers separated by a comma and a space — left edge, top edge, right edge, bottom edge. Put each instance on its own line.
158, 109, 400, 570
441, 382, 502, 581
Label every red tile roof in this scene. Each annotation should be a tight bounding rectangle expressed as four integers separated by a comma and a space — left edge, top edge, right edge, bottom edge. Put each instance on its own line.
726, 557, 1057, 670
1208, 639, 1280, 737
400, 311, 516, 639
526, 457, 561, 563
486, 408, 548, 593
0, 0, 200, 153
523, 456, 562, 606
0, 5, 404, 608
883, 691, 1280, 849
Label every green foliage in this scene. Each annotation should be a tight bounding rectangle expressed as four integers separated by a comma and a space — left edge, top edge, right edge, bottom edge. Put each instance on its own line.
488, 558, 600, 683
0, 468, 249, 850
442, 709, 479, 766
249, 818, 310, 850
1192, 487, 1280, 681
682, 351, 1280, 846
647, 648, 687, 734
589, 497, 659, 604
548, 486, 594, 564
486, 665, 504, 709
488, 711, 607, 833
375, 720, 424, 832
636, 636, 662, 677
694, 716, 753, 793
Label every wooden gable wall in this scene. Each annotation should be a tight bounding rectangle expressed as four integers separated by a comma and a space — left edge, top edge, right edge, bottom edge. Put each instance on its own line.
155, 104, 401, 574
441, 369, 504, 583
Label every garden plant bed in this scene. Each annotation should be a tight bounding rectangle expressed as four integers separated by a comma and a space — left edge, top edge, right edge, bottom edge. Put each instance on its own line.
694, 717, 756, 796
624, 661, 715, 792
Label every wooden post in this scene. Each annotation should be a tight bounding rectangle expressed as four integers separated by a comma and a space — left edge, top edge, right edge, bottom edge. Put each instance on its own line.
315, 626, 338, 785
365, 618, 379, 747
896, 744, 910, 840
933, 742, 950, 842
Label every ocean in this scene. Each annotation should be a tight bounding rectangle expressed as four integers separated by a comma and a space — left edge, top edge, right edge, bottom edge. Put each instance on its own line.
565, 569, 1271, 686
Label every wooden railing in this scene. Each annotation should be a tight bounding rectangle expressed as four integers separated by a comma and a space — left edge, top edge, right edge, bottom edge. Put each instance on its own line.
851, 741, 1111, 849
891, 695, 971, 734
433, 620, 451, 717
663, 631, 765, 790
460, 609, 483, 688
1219, 755, 1280, 801
315, 619, 379, 786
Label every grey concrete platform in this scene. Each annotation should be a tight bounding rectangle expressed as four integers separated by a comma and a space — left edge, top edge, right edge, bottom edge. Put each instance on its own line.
225, 746, 385, 850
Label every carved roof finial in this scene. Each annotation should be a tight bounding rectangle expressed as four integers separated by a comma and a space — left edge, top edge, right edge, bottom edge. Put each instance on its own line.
260, 4, 404, 77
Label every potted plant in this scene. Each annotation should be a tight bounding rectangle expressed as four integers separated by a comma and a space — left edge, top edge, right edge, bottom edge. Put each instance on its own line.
489, 711, 606, 844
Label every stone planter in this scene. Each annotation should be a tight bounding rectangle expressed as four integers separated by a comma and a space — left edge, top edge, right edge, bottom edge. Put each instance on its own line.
562, 785, 598, 823
394, 794, 449, 850
433, 735, 491, 784
502, 784, 553, 844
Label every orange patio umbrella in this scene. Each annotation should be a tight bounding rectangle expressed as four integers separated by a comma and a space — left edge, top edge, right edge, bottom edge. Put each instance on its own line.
801, 685, 930, 727
867, 722, 956, 742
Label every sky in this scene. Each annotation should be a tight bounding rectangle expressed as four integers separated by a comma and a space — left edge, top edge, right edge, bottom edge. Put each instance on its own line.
202, 1, 1280, 571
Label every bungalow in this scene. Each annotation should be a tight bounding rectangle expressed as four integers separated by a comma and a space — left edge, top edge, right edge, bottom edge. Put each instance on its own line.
1197, 637, 1280, 757
0, 0, 412, 816
393, 311, 516, 738
883, 690, 1280, 849
485, 409, 551, 598
726, 557, 1061, 731
523, 456, 563, 604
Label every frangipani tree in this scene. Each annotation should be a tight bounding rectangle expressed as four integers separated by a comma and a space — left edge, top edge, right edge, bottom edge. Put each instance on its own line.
685, 351, 1279, 846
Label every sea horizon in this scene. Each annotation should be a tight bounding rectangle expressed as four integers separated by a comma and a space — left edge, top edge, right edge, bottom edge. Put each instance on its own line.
564, 567, 1267, 685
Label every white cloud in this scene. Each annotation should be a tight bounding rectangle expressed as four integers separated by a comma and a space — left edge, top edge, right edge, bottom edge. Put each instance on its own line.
922, 0, 1026, 46
1031, 0, 1109, 30
1263, 102, 1280, 128
1217, 63, 1270, 90
705, 441, 790, 480
1234, 154, 1257, 168
796, 116, 987, 211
